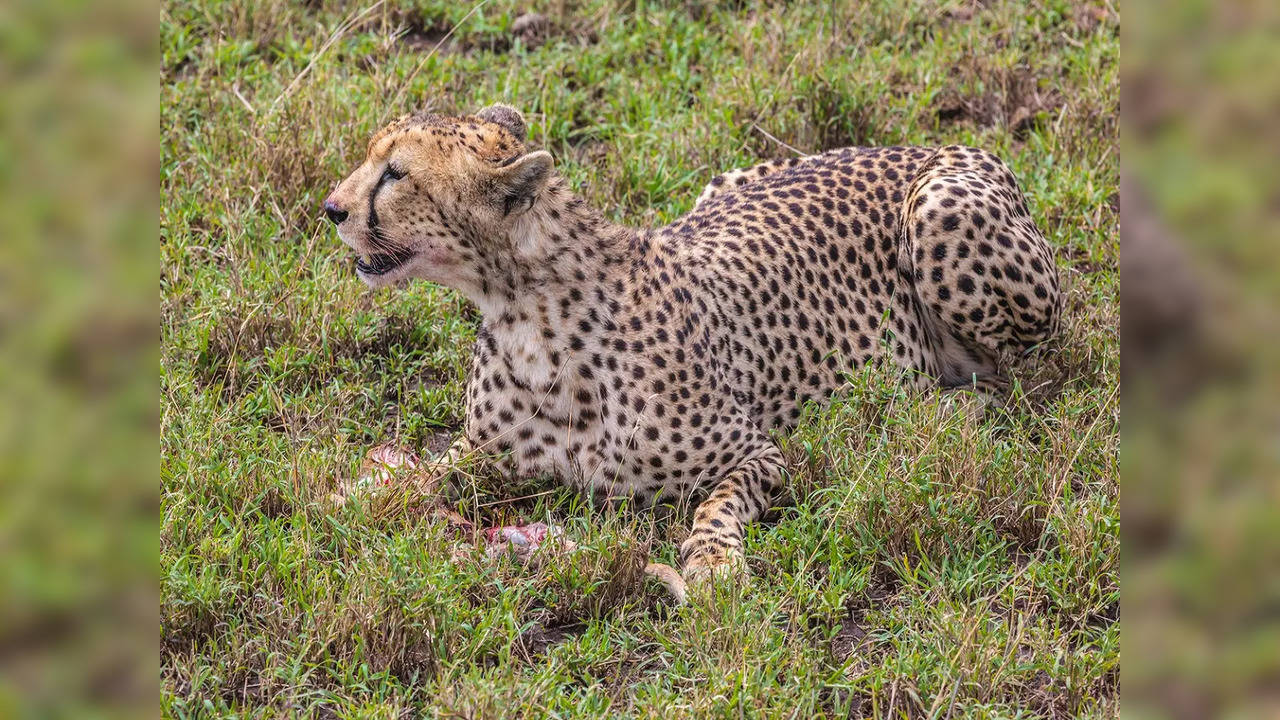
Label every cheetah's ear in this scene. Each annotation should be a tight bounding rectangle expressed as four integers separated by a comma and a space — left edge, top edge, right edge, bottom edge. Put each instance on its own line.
475, 104, 527, 142
490, 150, 553, 217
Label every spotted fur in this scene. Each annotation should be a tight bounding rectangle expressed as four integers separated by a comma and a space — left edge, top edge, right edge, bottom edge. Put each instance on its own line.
325, 105, 1062, 586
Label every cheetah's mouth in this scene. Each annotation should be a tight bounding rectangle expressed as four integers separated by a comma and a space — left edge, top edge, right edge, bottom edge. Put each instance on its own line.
355, 249, 416, 276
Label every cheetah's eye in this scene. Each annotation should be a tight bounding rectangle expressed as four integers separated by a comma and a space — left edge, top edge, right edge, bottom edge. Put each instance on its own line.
381, 165, 406, 183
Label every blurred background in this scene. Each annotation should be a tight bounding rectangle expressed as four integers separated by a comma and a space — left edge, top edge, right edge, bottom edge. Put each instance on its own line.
0, 0, 157, 717
1123, 0, 1280, 717
0, 0, 1275, 716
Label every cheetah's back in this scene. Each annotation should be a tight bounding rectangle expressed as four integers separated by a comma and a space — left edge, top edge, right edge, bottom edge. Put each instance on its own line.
662, 144, 1060, 430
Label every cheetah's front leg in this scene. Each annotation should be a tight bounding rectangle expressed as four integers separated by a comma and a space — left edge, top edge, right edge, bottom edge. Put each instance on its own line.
680, 444, 785, 586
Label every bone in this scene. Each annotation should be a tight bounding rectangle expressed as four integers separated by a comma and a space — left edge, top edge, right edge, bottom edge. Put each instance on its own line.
330, 442, 425, 505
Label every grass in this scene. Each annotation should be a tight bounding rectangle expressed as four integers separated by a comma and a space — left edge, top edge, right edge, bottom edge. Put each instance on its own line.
160, 0, 1118, 716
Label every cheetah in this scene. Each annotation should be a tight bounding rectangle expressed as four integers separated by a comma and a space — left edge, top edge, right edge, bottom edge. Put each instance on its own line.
323, 104, 1062, 591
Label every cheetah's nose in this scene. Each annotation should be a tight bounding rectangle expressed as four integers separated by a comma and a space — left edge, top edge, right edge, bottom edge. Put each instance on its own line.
323, 197, 348, 225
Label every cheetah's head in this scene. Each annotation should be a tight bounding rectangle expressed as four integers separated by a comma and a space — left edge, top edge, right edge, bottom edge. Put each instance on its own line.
324, 105, 554, 292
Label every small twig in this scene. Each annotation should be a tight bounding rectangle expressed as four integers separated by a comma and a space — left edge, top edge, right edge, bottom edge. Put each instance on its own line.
940, 675, 962, 720
231, 83, 256, 115
751, 123, 810, 157
734, 47, 806, 155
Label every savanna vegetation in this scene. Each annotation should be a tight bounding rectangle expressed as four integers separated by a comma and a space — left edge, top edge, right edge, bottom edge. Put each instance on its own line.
161, 0, 1119, 716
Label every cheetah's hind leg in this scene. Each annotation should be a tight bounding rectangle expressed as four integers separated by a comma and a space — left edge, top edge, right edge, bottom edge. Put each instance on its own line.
899, 148, 1064, 379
